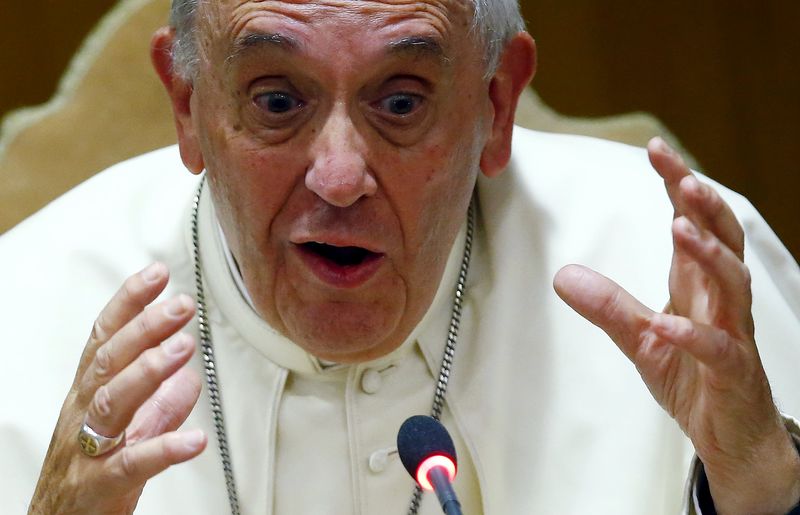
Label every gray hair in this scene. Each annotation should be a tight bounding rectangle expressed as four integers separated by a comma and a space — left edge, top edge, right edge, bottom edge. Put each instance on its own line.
170, 0, 525, 80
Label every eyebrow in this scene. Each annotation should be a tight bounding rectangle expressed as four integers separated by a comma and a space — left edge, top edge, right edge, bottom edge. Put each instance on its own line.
387, 36, 449, 65
226, 32, 449, 68
227, 32, 302, 64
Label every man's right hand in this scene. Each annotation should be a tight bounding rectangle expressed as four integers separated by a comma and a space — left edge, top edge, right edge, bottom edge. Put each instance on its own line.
28, 263, 206, 514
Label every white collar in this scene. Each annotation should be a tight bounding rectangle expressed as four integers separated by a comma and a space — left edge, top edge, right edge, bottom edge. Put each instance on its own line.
216, 222, 257, 310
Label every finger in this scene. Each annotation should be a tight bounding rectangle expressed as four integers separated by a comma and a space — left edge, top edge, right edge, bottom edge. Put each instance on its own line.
678, 174, 745, 260
76, 263, 169, 380
553, 264, 654, 361
86, 333, 196, 438
79, 294, 195, 402
127, 366, 203, 442
672, 216, 754, 334
105, 429, 207, 490
650, 313, 742, 373
647, 137, 692, 215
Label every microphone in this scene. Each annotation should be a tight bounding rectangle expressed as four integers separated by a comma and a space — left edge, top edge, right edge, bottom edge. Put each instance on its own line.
397, 415, 463, 515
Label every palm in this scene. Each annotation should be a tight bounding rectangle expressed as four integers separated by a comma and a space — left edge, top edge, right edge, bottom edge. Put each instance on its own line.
638, 251, 745, 427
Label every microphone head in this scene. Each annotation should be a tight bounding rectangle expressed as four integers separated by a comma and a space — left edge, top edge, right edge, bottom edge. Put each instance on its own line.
397, 415, 458, 488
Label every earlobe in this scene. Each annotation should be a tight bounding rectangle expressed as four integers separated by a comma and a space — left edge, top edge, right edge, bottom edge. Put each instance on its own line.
150, 27, 205, 174
479, 33, 537, 178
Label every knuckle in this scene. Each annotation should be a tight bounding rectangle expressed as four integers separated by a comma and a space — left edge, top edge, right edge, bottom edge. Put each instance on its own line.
119, 446, 139, 479
599, 289, 622, 322
740, 264, 753, 292
704, 237, 723, 260
135, 311, 156, 338
727, 227, 746, 256
93, 342, 114, 380
150, 390, 174, 415
91, 316, 110, 344
137, 348, 164, 382
676, 319, 696, 342
150, 394, 180, 430
705, 187, 724, 213
91, 385, 113, 420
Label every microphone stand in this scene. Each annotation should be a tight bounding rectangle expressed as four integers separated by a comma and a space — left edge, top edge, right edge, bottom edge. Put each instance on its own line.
428, 467, 463, 515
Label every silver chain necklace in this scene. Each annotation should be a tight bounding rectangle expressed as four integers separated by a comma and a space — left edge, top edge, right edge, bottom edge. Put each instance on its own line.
190, 177, 475, 515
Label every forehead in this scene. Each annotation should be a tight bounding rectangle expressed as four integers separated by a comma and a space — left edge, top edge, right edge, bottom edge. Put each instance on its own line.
199, 0, 476, 51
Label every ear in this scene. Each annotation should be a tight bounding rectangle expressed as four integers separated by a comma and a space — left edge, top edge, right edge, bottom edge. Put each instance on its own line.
479, 33, 537, 178
150, 27, 205, 174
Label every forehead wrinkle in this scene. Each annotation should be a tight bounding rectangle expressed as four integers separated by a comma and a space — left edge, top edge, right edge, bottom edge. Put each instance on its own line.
203, 0, 474, 72
223, 0, 467, 35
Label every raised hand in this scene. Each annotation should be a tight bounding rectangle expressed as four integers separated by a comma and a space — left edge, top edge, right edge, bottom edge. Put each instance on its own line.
554, 138, 800, 515
29, 263, 206, 514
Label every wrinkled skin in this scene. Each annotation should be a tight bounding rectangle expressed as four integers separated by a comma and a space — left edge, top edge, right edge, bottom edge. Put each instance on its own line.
555, 141, 800, 514
171, 0, 524, 363
28, 265, 206, 515
28, 1, 535, 513
27, 1, 800, 514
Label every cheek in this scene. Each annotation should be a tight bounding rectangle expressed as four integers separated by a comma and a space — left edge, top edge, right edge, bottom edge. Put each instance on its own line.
210, 148, 301, 236
420, 144, 448, 183
390, 140, 479, 277
204, 137, 306, 280
415, 138, 479, 210
193, 83, 309, 255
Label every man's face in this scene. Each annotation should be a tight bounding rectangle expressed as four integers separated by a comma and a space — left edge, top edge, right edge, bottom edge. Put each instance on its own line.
188, 0, 493, 362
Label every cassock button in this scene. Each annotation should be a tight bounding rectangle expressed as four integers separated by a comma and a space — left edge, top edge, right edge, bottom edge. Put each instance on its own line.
360, 369, 382, 394
368, 447, 395, 473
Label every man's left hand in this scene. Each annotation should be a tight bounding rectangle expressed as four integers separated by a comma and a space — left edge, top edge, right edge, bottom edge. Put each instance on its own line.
554, 137, 800, 515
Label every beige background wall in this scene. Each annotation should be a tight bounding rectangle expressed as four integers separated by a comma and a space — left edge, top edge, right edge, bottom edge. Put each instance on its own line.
1, 1, 798, 260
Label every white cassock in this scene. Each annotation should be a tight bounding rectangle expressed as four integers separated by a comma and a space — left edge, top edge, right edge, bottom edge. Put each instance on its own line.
1, 127, 798, 514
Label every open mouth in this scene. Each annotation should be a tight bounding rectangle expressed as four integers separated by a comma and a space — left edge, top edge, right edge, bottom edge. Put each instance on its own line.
294, 241, 385, 288
300, 242, 382, 267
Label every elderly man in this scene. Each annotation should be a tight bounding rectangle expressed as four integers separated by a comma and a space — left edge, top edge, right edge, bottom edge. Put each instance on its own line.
2, 0, 799, 513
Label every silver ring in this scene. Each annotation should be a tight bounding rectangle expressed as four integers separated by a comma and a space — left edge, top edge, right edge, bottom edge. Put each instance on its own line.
77, 420, 125, 457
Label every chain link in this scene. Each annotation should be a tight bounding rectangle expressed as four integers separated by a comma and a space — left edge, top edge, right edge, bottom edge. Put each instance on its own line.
192, 177, 475, 515
192, 177, 241, 515
407, 200, 474, 515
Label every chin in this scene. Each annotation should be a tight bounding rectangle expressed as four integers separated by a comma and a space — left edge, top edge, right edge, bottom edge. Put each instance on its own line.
284, 303, 406, 363
295, 332, 400, 364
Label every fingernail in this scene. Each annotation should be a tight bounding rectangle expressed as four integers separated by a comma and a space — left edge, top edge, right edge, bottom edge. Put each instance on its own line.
165, 294, 192, 318
142, 262, 164, 283
183, 429, 205, 453
163, 334, 189, 356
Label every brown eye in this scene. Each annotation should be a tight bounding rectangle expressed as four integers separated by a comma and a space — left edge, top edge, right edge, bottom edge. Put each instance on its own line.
254, 91, 302, 113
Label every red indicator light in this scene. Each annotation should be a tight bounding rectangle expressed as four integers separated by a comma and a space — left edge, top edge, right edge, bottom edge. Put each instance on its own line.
415, 455, 457, 491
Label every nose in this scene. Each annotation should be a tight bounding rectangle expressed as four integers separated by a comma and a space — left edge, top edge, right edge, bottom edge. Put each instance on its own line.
305, 107, 377, 208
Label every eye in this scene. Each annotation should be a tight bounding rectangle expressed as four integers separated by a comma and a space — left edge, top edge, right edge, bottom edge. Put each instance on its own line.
253, 91, 302, 114
379, 93, 422, 116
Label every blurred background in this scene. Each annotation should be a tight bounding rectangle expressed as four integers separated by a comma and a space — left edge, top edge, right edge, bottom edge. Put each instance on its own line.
1, 1, 798, 260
